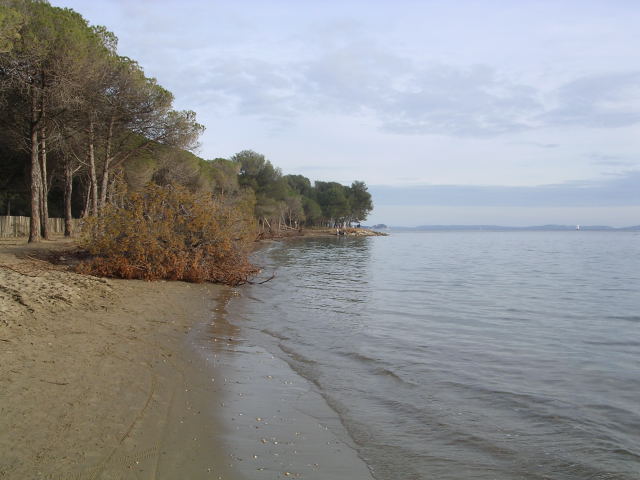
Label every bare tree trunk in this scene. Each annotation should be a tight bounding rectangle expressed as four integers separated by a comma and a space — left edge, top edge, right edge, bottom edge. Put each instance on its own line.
81, 181, 91, 219
39, 97, 50, 240
99, 115, 114, 210
64, 159, 73, 237
28, 84, 42, 243
88, 116, 98, 216
107, 172, 118, 205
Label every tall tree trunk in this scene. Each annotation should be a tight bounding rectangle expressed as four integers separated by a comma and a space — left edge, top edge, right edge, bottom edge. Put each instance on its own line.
88, 115, 98, 216
39, 96, 50, 240
81, 180, 91, 219
28, 84, 41, 243
64, 159, 73, 237
99, 115, 114, 210
107, 169, 119, 206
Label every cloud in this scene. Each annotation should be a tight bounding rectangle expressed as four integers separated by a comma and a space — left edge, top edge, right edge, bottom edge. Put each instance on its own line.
539, 72, 640, 128
183, 46, 544, 136
377, 65, 542, 136
183, 41, 640, 137
587, 153, 637, 167
370, 170, 640, 207
112, 5, 640, 140
172, 58, 301, 121
55, 1, 640, 141
509, 141, 560, 149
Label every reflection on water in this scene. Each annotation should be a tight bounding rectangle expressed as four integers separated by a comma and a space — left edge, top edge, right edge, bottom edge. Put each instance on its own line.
229, 232, 640, 480
209, 288, 243, 352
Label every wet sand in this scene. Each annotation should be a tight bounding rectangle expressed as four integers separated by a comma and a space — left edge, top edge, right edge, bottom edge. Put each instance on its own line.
196, 291, 375, 479
0, 240, 374, 479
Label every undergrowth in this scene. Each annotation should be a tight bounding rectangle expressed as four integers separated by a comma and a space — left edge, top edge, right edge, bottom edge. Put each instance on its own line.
76, 185, 258, 285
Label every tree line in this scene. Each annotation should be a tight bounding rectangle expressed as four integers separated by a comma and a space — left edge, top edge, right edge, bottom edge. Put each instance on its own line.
0, 0, 373, 243
232, 150, 372, 231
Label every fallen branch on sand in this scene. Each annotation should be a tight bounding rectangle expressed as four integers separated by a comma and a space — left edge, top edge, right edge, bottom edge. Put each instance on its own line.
40, 380, 69, 386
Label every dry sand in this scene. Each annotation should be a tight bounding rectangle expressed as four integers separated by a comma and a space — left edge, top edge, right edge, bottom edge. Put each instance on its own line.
0, 239, 233, 479
0, 239, 374, 480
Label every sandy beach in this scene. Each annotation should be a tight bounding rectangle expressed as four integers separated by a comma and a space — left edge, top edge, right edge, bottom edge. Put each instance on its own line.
0, 239, 374, 480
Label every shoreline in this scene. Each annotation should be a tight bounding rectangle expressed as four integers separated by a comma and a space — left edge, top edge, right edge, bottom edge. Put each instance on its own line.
257, 227, 388, 242
204, 286, 375, 480
0, 240, 374, 479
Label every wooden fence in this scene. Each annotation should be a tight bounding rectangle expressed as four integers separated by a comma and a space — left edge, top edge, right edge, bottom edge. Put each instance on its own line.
0, 216, 80, 238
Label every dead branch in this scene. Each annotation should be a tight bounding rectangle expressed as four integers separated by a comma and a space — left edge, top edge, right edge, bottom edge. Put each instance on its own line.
245, 273, 276, 285
40, 379, 69, 386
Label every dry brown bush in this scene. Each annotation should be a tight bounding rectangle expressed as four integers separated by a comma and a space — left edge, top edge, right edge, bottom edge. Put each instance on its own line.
77, 184, 258, 285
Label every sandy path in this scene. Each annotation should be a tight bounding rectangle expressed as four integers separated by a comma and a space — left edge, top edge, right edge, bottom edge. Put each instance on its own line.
0, 241, 236, 479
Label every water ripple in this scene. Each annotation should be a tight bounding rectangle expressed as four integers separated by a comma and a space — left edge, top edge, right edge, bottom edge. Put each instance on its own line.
234, 232, 640, 479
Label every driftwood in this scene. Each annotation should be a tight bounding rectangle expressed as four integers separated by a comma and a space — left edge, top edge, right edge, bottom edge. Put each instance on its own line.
244, 272, 276, 285
40, 380, 69, 386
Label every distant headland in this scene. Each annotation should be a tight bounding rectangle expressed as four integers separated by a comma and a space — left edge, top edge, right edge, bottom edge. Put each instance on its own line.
366, 224, 640, 232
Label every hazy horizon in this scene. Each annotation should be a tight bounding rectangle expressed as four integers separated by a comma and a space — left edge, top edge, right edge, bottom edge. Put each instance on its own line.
54, 0, 639, 226
367, 207, 640, 228
370, 221, 640, 229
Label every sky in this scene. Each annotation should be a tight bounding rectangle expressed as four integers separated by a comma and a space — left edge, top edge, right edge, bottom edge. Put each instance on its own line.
54, 0, 640, 226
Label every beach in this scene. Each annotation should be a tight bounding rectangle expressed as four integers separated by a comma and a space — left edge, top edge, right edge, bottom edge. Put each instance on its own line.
0, 239, 373, 480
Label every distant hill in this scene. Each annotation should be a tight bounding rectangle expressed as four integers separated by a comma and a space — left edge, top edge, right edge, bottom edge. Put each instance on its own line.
386, 225, 640, 232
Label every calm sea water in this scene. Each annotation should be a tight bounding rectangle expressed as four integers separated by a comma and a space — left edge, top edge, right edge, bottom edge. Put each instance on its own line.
228, 232, 640, 479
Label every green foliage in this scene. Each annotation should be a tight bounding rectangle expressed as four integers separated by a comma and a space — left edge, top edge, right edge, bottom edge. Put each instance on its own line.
0, 4, 23, 53
208, 158, 240, 195
78, 184, 258, 285
229, 150, 373, 229
302, 196, 322, 225
285, 174, 312, 197
348, 181, 373, 223
315, 181, 350, 224
5, 0, 97, 77
233, 150, 284, 196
